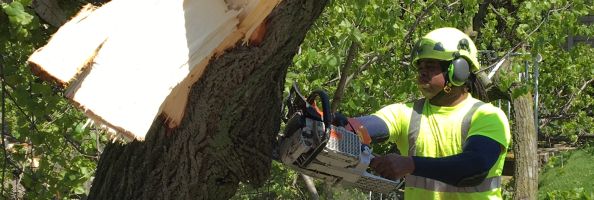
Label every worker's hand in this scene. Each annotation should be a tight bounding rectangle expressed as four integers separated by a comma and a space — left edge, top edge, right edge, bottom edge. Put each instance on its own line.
370, 154, 415, 180
332, 112, 349, 127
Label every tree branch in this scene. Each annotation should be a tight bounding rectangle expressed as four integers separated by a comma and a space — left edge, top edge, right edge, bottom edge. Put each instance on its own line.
478, 3, 572, 76
331, 41, 358, 112
561, 78, 593, 113
539, 78, 594, 129
401, 0, 442, 64
1, 81, 98, 161
539, 114, 575, 121
472, 0, 493, 38
323, 52, 380, 86
1, 54, 7, 196
344, 54, 379, 86
63, 135, 99, 160
300, 174, 319, 200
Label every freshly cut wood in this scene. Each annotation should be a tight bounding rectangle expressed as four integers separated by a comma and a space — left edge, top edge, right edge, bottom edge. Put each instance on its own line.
28, 0, 281, 140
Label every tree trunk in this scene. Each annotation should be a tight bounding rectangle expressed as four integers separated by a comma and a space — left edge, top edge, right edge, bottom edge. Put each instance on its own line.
32, 0, 67, 27
511, 93, 538, 200
87, 0, 329, 199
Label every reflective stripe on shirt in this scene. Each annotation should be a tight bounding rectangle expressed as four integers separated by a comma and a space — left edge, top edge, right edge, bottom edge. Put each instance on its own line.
407, 98, 485, 156
406, 175, 502, 193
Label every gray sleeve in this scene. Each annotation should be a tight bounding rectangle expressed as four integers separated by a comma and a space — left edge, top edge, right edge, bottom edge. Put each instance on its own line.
355, 115, 390, 143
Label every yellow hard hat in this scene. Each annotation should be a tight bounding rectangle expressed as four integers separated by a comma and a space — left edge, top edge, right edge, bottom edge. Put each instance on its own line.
411, 27, 480, 72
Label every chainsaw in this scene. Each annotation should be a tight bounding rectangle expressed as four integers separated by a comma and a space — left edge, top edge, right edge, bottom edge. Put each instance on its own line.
275, 82, 403, 194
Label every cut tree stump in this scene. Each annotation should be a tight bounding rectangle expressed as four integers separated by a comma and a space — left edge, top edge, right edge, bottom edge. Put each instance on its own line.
28, 0, 281, 140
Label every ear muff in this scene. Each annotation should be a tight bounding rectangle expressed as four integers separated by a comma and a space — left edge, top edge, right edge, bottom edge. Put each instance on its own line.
447, 56, 471, 86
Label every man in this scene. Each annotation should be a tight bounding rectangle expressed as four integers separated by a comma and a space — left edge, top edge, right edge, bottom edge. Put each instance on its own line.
349, 27, 511, 199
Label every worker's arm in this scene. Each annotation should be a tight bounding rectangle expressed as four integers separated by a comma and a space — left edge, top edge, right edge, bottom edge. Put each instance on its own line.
347, 114, 500, 186
411, 135, 501, 186
370, 135, 501, 187
349, 115, 390, 143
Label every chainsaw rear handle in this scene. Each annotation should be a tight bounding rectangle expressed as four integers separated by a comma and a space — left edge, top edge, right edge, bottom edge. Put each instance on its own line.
306, 89, 333, 135
284, 82, 333, 132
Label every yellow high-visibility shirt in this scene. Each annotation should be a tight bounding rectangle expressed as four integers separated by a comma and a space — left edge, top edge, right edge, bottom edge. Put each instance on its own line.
374, 95, 511, 200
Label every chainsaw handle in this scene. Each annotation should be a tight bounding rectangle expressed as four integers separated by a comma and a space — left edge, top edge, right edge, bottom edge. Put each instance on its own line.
307, 89, 332, 133
283, 82, 332, 132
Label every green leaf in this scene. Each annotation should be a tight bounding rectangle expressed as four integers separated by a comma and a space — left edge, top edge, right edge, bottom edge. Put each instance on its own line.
339, 19, 352, 29
497, 69, 515, 92
12, 130, 21, 139
355, 0, 368, 9
74, 186, 86, 194
80, 166, 90, 175
511, 85, 530, 99
21, 175, 33, 187
30, 132, 43, 144
5, 74, 23, 86
19, 0, 33, 6
392, 23, 400, 30
3, 1, 34, 26
512, 62, 524, 73
2, 2, 21, 16
31, 83, 52, 96
525, 1, 532, 10
328, 56, 338, 67
74, 122, 89, 135
351, 27, 364, 44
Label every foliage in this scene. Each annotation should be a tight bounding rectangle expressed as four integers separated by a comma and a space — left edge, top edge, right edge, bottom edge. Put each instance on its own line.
543, 188, 594, 200
232, 161, 305, 199
515, 0, 594, 143
0, 0, 108, 199
538, 44, 594, 143
539, 147, 594, 199
501, 178, 515, 200
232, 161, 369, 199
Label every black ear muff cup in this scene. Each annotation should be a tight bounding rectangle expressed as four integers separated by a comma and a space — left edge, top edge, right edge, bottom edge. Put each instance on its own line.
451, 58, 470, 85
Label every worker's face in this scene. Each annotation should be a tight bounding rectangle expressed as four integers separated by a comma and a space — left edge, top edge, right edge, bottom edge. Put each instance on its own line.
417, 59, 446, 99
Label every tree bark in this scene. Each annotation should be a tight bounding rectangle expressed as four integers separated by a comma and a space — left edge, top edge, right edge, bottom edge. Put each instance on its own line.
32, 0, 67, 27
471, 0, 493, 40
511, 93, 538, 200
87, 0, 329, 199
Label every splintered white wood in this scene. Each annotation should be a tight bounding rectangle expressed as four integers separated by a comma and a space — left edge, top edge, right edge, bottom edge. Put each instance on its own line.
66, 0, 240, 140
29, 0, 281, 140
28, 3, 106, 85
159, 0, 280, 129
